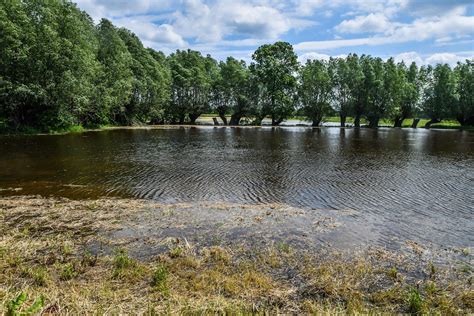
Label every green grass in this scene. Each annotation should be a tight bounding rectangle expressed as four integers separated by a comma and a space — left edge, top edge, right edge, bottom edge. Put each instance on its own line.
321, 117, 463, 129
0, 116, 469, 136
1, 196, 473, 314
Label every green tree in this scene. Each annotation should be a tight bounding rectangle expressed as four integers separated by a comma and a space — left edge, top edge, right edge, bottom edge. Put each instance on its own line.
95, 19, 133, 125
117, 28, 170, 125
366, 57, 401, 128
393, 62, 420, 127
211, 57, 253, 125
346, 54, 366, 127
168, 50, 213, 124
0, 0, 100, 130
250, 42, 298, 126
422, 64, 456, 128
453, 60, 474, 126
299, 59, 333, 126
329, 58, 351, 127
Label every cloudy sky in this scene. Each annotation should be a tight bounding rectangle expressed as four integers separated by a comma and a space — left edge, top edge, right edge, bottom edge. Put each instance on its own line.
74, 0, 474, 65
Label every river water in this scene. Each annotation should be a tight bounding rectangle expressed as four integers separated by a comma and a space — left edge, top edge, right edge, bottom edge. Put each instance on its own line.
1, 127, 473, 250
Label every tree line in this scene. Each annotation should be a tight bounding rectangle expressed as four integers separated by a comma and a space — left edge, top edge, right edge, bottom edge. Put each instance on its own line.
1, 0, 473, 132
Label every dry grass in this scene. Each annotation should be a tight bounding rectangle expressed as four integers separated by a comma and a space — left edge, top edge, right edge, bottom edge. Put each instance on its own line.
0, 196, 472, 314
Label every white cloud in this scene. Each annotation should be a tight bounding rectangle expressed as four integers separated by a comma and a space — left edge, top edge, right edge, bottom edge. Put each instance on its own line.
298, 52, 331, 63
172, 0, 291, 42
394, 52, 423, 65
335, 13, 392, 34
394, 51, 474, 66
73, 0, 474, 62
113, 18, 186, 47
425, 53, 473, 66
296, 12, 474, 51
298, 52, 347, 63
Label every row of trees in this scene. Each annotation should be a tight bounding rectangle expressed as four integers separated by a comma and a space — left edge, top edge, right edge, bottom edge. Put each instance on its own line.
1, 0, 473, 131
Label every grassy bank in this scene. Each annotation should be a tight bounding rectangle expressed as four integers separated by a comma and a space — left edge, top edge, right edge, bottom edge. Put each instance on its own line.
1, 197, 472, 314
1, 116, 471, 135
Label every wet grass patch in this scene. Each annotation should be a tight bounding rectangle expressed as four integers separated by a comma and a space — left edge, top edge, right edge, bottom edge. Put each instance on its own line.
0, 196, 472, 314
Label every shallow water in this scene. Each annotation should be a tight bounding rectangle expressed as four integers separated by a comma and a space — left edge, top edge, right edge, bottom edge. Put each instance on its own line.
1, 127, 473, 250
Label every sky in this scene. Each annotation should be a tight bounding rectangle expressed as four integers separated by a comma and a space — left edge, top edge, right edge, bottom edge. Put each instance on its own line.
74, 0, 474, 65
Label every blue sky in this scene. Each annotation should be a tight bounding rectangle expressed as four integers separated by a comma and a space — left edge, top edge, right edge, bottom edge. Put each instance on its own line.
75, 0, 474, 65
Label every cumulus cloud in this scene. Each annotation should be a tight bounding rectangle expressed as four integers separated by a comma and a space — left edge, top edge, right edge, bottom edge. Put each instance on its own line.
425, 53, 473, 66
394, 52, 423, 65
335, 13, 392, 34
296, 11, 474, 51
394, 51, 474, 66
298, 52, 331, 63
172, 0, 291, 42
73, 0, 474, 62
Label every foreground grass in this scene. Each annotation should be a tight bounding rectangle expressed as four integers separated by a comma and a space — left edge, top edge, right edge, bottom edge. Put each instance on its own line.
1, 197, 472, 314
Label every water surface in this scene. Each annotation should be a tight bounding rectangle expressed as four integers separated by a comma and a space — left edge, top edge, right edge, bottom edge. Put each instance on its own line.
1, 127, 473, 250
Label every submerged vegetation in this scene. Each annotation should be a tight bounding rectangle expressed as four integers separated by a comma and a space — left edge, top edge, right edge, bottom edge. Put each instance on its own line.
1, 0, 473, 133
0, 196, 472, 314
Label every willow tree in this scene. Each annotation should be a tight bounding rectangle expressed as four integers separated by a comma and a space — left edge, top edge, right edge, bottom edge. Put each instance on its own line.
422, 64, 456, 128
0, 0, 100, 130
453, 60, 474, 126
117, 28, 170, 124
347, 54, 366, 127
329, 58, 352, 127
299, 59, 333, 126
250, 42, 298, 126
393, 62, 420, 127
167, 50, 214, 124
96, 19, 133, 125
210, 57, 253, 125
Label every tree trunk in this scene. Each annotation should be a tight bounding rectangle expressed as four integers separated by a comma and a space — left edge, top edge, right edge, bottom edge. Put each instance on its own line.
354, 114, 361, 128
465, 116, 474, 126
368, 117, 379, 129
178, 114, 186, 125
272, 118, 283, 126
218, 112, 228, 125
340, 114, 346, 127
312, 118, 322, 127
411, 118, 420, 128
393, 116, 405, 128
229, 114, 242, 126
188, 113, 200, 124
252, 117, 263, 126
457, 115, 474, 127
424, 118, 441, 129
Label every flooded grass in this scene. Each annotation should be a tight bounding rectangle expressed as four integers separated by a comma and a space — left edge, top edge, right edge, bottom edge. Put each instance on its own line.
0, 196, 472, 314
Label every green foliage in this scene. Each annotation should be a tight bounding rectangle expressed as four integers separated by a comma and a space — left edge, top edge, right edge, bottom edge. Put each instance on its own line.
211, 57, 253, 125
453, 60, 474, 126
60, 262, 78, 281
421, 64, 457, 126
0, 1, 472, 131
299, 59, 333, 126
113, 249, 133, 270
152, 265, 169, 294
407, 287, 425, 314
6, 292, 44, 316
250, 41, 299, 125
167, 49, 215, 124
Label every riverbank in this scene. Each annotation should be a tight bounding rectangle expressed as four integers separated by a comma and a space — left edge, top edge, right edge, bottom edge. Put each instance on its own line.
1, 116, 472, 136
1, 196, 472, 314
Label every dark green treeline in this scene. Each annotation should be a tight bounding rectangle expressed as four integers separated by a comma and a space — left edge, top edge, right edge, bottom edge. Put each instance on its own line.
1, 0, 473, 132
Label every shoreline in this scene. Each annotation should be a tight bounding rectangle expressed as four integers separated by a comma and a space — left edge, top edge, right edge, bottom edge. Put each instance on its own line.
1, 122, 472, 137
1, 196, 472, 314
